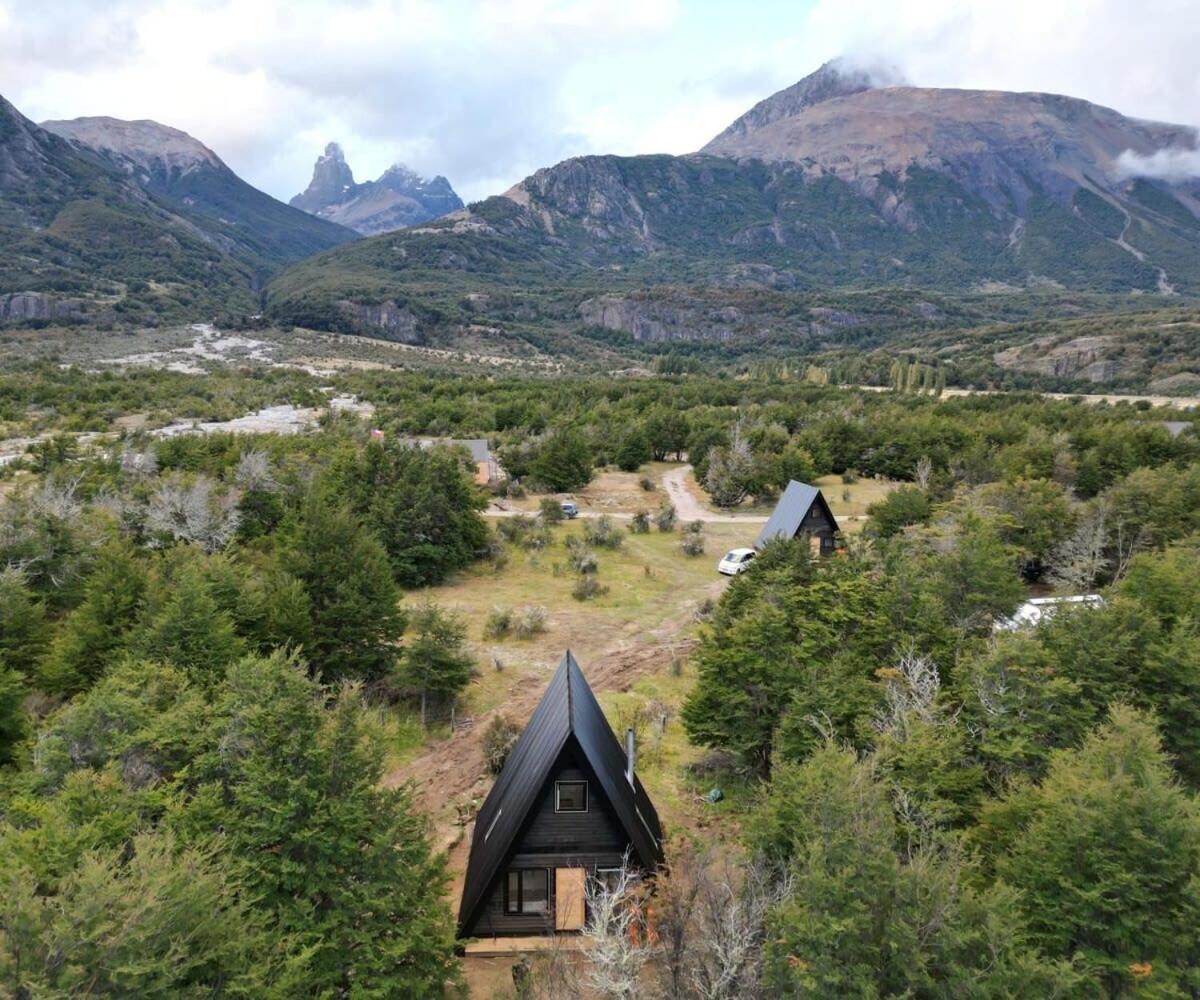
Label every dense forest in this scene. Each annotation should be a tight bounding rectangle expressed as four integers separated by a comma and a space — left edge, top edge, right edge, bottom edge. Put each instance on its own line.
0, 363, 1198, 996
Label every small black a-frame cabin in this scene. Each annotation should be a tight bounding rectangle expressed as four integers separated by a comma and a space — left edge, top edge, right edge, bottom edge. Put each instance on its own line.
755, 479, 839, 555
458, 651, 665, 939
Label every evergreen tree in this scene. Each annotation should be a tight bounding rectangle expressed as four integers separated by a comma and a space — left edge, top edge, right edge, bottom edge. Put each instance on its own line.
615, 425, 652, 472
135, 565, 245, 681
0, 568, 48, 677
643, 406, 689, 460
931, 517, 1025, 633
753, 745, 1077, 996
0, 666, 26, 765
39, 541, 147, 695
282, 497, 406, 684
0, 832, 287, 996
188, 653, 460, 996
333, 441, 488, 587
981, 706, 1200, 995
529, 428, 593, 492
683, 552, 890, 772
400, 601, 475, 725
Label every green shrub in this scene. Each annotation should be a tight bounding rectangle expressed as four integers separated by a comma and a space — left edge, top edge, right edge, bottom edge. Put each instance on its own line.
483, 606, 513, 639
572, 575, 608, 601
584, 515, 623, 549
482, 715, 522, 774
514, 605, 548, 638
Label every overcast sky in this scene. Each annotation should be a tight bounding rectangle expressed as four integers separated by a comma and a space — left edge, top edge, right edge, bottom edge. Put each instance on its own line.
2, 0, 1198, 204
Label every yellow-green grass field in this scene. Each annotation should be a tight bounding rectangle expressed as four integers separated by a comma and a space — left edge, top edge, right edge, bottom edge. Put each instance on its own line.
385, 518, 754, 859
673, 467, 902, 532
495, 462, 679, 516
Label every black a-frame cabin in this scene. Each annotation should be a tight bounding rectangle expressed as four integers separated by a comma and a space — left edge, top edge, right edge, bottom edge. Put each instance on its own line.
457, 651, 665, 938
755, 479, 839, 555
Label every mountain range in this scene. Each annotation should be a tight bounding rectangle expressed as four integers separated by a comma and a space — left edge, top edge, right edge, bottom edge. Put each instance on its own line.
265, 62, 1200, 359
0, 100, 355, 326
290, 142, 463, 235
3, 61, 1200, 390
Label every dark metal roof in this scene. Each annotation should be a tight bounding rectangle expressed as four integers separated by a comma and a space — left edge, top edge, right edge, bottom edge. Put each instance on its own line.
457, 651, 664, 935
755, 479, 838, 548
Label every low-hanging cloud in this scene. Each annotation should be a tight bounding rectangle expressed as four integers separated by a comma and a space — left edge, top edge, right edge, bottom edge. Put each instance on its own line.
1113, 145, 1200, 183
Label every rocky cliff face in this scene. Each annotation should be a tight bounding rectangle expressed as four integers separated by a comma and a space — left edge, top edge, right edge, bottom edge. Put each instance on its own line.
290, 144, 463, 234
0, 291, 93, 323
290, 142, 357, 214
705, 59, 889, 149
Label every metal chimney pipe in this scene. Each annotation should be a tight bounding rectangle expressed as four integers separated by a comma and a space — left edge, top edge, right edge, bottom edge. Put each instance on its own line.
625, 727, 636, 786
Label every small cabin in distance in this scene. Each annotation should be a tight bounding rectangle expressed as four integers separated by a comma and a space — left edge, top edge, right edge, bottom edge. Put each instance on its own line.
411, 437, 501, 485
457, 652, 664, 940
755, 480, 839, 556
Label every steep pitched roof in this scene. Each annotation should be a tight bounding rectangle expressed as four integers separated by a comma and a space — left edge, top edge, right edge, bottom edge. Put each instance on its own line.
755, 479, 838, 548
413, 436, 492, 463
457, 651, 664, 935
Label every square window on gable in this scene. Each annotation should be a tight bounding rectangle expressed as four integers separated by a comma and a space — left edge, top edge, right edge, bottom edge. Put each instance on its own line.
555, 780, 588, 812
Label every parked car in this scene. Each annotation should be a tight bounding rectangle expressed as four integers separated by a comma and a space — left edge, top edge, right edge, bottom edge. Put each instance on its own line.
560, 500, 579, 519
717, 547, 756, 576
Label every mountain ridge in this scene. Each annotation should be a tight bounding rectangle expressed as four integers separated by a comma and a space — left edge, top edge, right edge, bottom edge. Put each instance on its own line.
1, 97, 359, 326
266, 64, 1200, 351
42, 116, 357, 281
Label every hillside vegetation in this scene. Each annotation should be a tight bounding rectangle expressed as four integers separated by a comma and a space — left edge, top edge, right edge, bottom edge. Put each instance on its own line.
1, 98, 354, 329
811, 305, 1200, 395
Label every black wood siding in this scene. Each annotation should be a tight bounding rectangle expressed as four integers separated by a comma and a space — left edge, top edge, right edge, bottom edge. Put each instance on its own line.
464, 753, 633, 938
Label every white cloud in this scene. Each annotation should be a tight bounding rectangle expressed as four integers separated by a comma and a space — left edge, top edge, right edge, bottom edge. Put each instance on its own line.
1, 0, 1198, 204
1114, 145, 1200, 182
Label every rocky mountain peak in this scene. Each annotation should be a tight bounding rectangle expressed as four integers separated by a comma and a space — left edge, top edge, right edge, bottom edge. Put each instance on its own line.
704, 59, 900, 150
289, 143, 463, 234
291, 140, 358, 214
40, 116, 221, 176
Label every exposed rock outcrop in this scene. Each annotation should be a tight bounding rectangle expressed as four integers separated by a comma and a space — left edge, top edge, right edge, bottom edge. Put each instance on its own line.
579, 295, 740, 342
335, 300, 422, 342
0, 292, 92, 323
41, 117, 219, 178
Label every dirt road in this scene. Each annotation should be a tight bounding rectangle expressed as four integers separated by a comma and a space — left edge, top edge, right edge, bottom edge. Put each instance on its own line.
485, 465, 768, 524
660, 464, 769, 524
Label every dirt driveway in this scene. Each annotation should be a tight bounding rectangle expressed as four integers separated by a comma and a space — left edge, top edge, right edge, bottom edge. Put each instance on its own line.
487, 465, 769, 524
660, 464, 768, 524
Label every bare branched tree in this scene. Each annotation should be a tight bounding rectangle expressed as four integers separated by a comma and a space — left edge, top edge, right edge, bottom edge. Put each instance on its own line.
914, 455, 933, 491
145, 477, 239, 552
234, 449, 278, 492
583, 858, 652, 1000
874, 650, 941, 738
688, 857, 790, 1000
705, 421, 753, 509
1048, 499, 1110, 590
120, 446, 158, 479
30, 476, 82, 522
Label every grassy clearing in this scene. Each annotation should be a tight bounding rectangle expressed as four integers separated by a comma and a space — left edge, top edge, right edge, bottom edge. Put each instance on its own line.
499, 463, 675, 515
596, 661, 739, 844
816, 473, 902, 530
418, 519, 751, 720
678, 467, 901, 533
